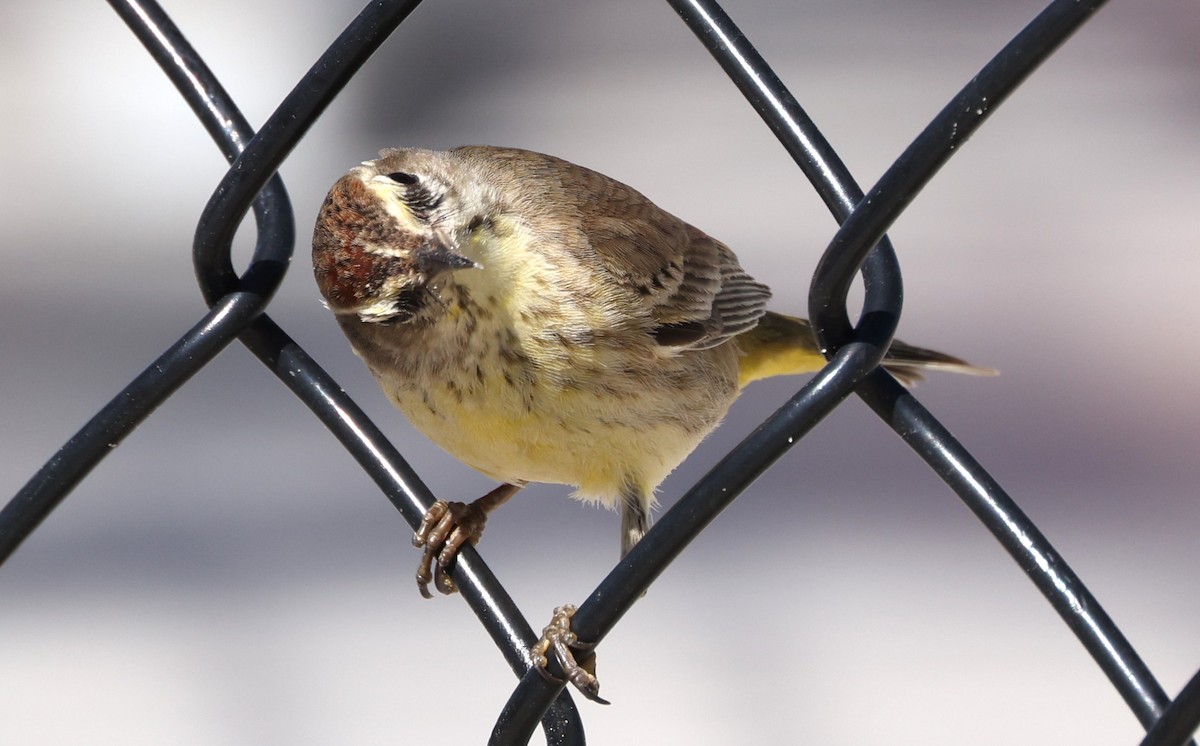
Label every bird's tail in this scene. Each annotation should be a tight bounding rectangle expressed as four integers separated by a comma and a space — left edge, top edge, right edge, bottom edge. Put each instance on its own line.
735, 311, 996, 388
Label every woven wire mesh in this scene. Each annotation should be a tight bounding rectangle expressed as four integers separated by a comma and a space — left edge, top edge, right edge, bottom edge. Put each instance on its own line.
2, 0, 1199, 743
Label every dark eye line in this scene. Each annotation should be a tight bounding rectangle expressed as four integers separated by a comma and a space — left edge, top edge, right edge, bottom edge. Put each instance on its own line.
403, 185, 443, 219
382, 170, 442, 218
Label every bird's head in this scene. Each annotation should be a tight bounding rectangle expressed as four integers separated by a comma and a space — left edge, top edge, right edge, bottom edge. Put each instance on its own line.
312, 149, 479, 324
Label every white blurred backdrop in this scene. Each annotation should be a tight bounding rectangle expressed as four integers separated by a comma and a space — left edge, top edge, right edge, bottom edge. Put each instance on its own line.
2, 1, 1198, 743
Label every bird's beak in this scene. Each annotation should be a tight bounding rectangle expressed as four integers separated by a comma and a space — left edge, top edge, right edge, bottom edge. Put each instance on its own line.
414, 239, 478, 277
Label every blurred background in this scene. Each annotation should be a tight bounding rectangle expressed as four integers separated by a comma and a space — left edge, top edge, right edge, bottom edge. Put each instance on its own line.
2, 0, 1198, 743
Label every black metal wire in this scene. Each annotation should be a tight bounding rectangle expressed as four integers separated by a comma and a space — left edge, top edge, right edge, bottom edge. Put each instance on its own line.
1, 0, 584, 741
809, 0, 1105, 348
0, 291, 265, 561
490, 0, 1193, 743
2, 0, 1195, 743
0, 0, 294, 563
175, 1, 584, 735
860, 378, 1185, 733
490, 0, 909, 736
804, 0, 1185, 735
127, 1, 588, 742
668, 0, 861, 220
1142, 669, 1200, 746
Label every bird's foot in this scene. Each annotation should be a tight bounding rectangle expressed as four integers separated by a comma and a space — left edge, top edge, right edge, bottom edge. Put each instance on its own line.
412, 499, 488, 598
530, 604, 609, 705
411, 483, 520, 598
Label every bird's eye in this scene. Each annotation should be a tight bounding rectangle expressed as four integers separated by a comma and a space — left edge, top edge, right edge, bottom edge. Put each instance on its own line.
386, 172, 419, 186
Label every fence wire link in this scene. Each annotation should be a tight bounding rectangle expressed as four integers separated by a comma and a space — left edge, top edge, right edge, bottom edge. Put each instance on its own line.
1, 1, 1197, 744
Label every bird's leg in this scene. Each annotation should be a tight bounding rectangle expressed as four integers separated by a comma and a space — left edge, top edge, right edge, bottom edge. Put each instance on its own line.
619, 486, 652, 559
529, 483, 650, 703
412, 482, 520, 598
530, 604, 609, 704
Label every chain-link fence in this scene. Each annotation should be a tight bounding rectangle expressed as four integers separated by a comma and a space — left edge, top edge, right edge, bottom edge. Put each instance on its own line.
2, 0, 1198, 743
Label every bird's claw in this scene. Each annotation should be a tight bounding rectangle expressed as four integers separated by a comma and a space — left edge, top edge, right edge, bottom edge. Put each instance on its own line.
412, 499, 487, 598
530, 604, 609, 705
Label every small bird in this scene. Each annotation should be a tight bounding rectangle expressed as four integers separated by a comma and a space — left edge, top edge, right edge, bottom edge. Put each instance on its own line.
312, 145, 992, 699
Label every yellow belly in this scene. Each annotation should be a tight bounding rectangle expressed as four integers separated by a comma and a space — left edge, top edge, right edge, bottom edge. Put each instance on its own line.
386, 354, 736, 507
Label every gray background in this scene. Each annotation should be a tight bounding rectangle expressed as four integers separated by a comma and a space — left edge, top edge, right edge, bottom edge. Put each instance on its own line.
2, 0, 1198, 743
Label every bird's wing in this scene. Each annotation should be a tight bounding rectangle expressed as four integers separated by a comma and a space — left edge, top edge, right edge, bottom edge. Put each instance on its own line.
576, 172, 771, 351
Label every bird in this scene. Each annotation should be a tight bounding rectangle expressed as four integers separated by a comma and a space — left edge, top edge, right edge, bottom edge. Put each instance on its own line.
311, 145, 993, 699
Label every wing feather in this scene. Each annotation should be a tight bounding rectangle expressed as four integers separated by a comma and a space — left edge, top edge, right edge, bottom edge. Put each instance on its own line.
574, 172, 770, 351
